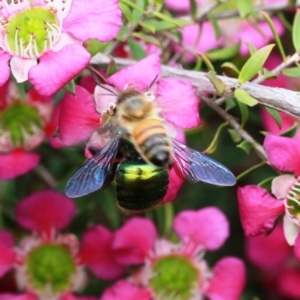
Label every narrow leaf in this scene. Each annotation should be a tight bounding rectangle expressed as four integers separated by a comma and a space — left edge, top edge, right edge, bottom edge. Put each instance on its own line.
236, 98, 249, 128
292, 9, 300, 51
208, 14, 221, 39
64, 80, 76, 95
132, 32, 160, 46
281, 122, 298, 137
128, 38, 147, 60
236, 0, 254, 17
221, 62, 240, 75
260, 11, 286, 59
265, 107, 282, 128
235, 89, 258, 107
205, 71, 225, 95
228, 129, 242, 143
237, 140, 253, 154
282, 67, 300, 77
198, 53, 215, 72
207, 43, 240, 60
238, 44, 275, 83
203, 122, 228, 154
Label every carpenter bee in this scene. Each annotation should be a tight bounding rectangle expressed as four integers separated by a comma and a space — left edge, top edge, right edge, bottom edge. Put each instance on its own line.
65, 90, 236, 213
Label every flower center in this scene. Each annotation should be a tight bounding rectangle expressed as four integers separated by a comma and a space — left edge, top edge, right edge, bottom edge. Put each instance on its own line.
0, 102, 42, 147
3, 7, 60, 58
150, 255, 199, 300
286, 180, 300, 223
25, 243, 76, 294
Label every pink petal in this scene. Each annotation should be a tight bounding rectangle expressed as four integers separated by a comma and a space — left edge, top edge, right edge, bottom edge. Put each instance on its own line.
161, 167, 184, 204
100, 280, 151, 300
79, 225, 125, 280
94, 85, 118, 115
0, 231, 14, 278
278, 266, 300, 299
245, 222, 292, 270
264, 134, 300, 175
29, 45, 91, 96
237, 186, 284, 236
293, 233, 300, 261
284, 214, 300, 246
156, 78, 200, 128
63, 0, 122, 42
164, 0, 190, 11
0, 150, 40, 180
59, 86, 101, 146
271, 175, 296, 199
15, 190, 75, 235
173, 207, 229, 250
206, 257, 246, 300
0, 51, 11, 86
112, 217, 157, 265
10, 57, 37, 83
0, 294, 36, 300
107, 54, 161, 91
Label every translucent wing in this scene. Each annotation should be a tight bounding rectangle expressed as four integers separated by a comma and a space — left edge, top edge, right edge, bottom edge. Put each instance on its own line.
171, 138, 236, 186
65, 138, 120, 197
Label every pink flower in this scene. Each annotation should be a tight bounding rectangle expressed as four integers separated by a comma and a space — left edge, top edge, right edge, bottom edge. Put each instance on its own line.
58, 54, 200, 203
102, 207, 246, 300
0, 190, 125, 300
246, 223, 300, 299
0, 0, 122, 96
238, 134, 300, 259
0, 80, 53, 179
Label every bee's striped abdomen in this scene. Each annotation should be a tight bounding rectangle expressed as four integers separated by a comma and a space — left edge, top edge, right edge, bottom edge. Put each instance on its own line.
133, 118, 173, 168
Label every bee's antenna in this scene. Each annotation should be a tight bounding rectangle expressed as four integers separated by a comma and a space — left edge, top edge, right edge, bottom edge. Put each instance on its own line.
88, 66, 118, 96
148, 74, 159, 90
98, 84, 118, 96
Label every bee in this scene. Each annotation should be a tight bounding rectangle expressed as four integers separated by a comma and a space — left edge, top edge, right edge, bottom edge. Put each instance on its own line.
65, 89, 236, 213
115, 90, 173, 168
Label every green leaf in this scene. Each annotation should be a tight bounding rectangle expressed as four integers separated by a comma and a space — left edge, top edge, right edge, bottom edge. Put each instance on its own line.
128, 38, 147, 60
238, 44, 275, 83
221, 62, 240, 75
206, 43, 240, 61
204, 122, 228, 154
106, 59, 118, 77
119, 2, 132, 22
265, 107, 282, 128
198, 53, 215, 72
132, 32, 160, 46
236, 98, 249, 127
85, 39, 105, 56
140, 20, 182, 32
64, 80, 75, 95
292, 9, 300, 51
282, 67, 300, 77
189, 0, 197, 20
225, 98, 236, 111
205, 71, 225, 95
236, 0, 254, 17
228, 128, 242, 143
235, 88, 258, 107
132, 0, 146, 23
208, 14, 221, 39
281, 122, 298, 137
261, 11, 286, 60
151, 12, 191, 27
237, 140, 253, 154
120, 0, 144, 14
258, 176, 276, 190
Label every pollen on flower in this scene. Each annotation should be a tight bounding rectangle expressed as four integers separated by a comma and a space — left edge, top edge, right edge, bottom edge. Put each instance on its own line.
285, 179, 300, 225
2, 6, 60, 58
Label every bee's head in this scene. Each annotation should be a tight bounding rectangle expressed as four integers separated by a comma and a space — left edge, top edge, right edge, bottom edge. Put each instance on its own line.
118, 91, 153, 120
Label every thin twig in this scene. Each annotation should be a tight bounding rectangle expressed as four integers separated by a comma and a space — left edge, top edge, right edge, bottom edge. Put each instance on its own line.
91, 53, 300, 118
201, 95, 268, 161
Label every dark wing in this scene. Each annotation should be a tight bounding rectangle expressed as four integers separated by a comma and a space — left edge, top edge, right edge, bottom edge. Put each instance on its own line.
65, 138, 120, 198
171, 138, 236, 186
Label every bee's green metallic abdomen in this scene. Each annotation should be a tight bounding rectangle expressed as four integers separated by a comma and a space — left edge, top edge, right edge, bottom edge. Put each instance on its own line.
116, 161, 169, 212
